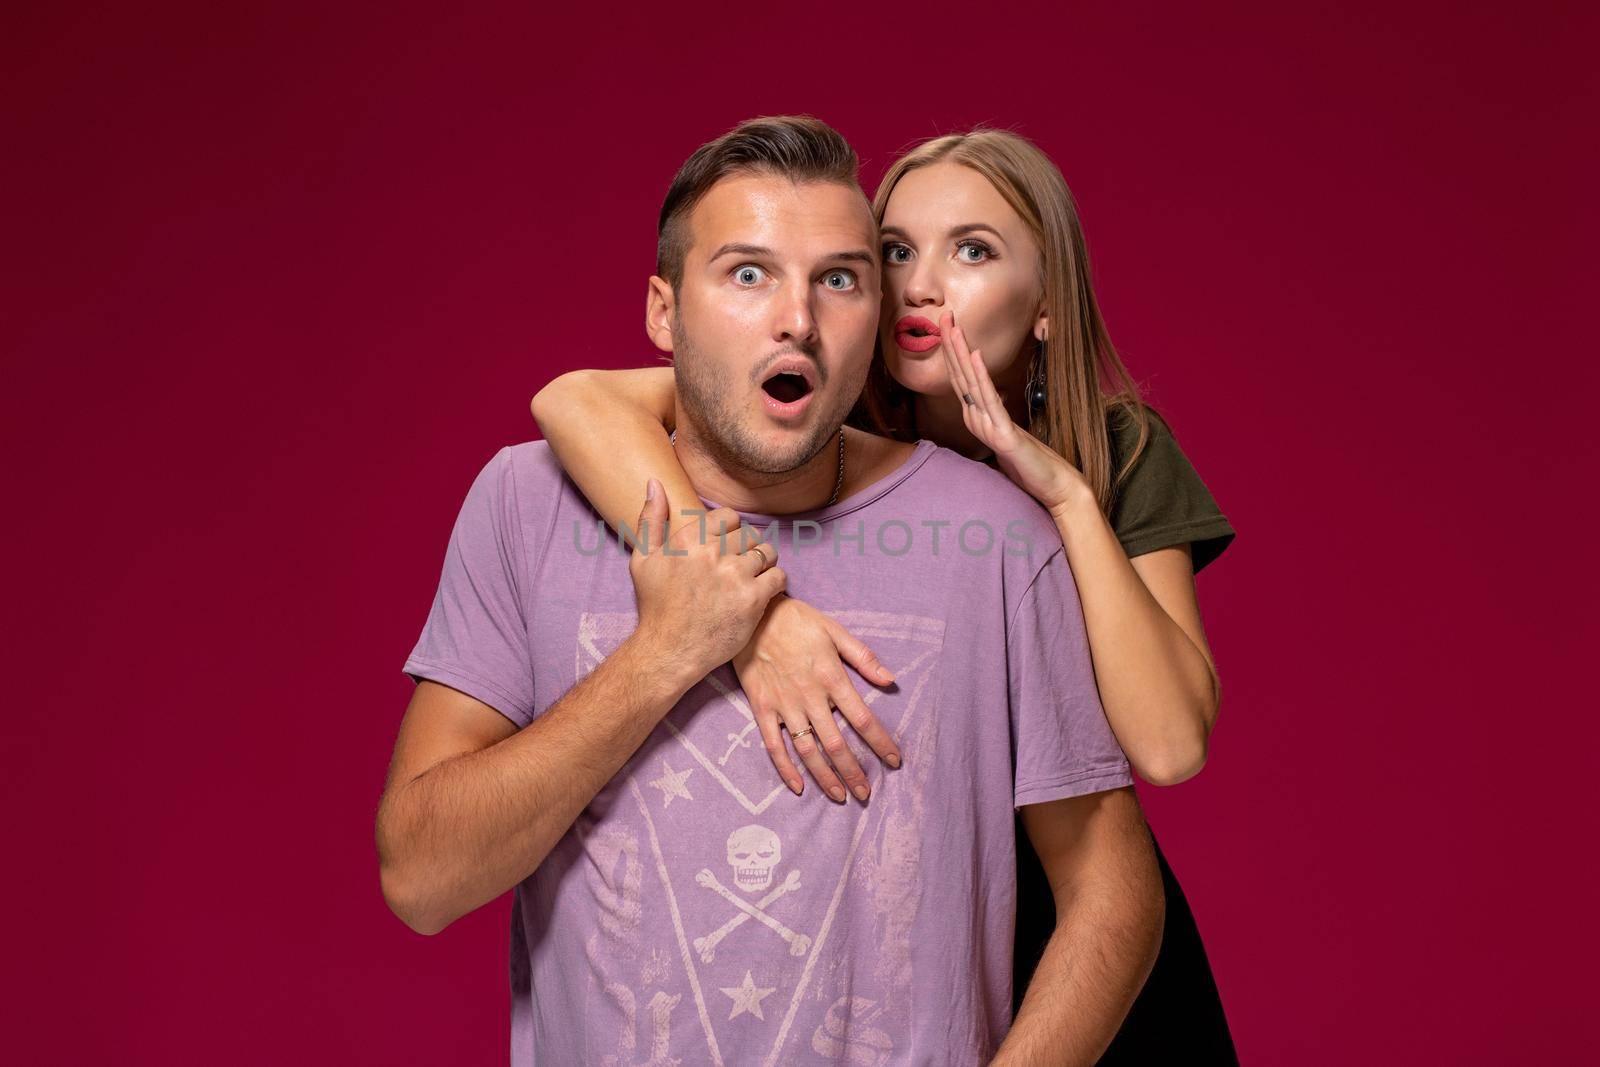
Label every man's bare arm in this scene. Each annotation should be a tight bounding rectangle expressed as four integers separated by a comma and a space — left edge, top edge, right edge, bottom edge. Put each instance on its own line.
992, 787, 1165, 1065
376, 634, 697, 936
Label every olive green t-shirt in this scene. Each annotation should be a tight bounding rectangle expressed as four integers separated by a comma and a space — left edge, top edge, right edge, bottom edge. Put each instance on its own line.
971, 404, 1234, 569
1104, 405, 1235, 572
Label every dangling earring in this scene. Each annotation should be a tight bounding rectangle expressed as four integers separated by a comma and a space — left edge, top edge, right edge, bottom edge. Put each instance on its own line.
1026, 339, 1048, 417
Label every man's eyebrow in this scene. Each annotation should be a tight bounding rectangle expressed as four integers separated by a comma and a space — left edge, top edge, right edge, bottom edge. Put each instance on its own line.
708, 242, 773, 261
708, 243, 878, 266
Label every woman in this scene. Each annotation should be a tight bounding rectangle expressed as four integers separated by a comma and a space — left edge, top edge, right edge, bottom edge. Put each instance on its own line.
531, 129, 1238, 1062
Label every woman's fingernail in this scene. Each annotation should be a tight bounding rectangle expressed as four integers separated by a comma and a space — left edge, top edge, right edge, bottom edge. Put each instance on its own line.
829, 786, 846, 803
788, 779, 803, 795
853, 785, 870, 802
886, 753, 901, 769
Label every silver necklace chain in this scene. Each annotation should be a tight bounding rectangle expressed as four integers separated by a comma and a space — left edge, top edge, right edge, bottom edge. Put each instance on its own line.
824, 428, 846, 507
667, 427, 847, 509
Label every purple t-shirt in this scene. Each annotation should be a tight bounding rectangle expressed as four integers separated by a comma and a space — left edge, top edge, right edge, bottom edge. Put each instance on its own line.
403, 437, 1132, 1065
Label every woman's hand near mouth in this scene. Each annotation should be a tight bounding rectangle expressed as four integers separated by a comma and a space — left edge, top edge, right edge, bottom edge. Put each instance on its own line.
731, 595, 902, 804
937, 309, 1090, 515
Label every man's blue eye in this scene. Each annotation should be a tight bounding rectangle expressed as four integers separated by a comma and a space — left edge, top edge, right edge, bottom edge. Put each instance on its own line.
735, 266, 766, 285
824, 271, 855, 290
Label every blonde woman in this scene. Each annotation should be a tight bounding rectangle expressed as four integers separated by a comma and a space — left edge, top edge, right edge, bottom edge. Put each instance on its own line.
531, 129, 1238, 1062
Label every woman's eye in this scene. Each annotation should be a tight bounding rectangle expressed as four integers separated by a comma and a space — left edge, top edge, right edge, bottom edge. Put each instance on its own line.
957, 242, 993, 263
883, 244, 912, 265
823, 270, 856, 291
734, 265, 766, 286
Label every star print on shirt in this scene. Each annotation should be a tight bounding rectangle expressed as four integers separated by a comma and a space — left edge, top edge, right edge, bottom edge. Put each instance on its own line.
648, 759, 694, 807
719, 970, 777, 1021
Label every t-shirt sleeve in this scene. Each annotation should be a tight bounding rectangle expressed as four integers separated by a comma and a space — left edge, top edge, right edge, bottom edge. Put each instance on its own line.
402, 447, 537, 728
1008, 547, 1134, 809
1109, 408, 1236, 574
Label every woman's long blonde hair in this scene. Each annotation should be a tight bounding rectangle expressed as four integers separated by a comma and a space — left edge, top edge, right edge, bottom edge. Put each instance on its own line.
849, 128, 1153, 516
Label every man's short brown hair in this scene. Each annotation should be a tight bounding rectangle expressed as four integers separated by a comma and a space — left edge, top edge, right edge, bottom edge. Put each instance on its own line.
655, 115, 864, 288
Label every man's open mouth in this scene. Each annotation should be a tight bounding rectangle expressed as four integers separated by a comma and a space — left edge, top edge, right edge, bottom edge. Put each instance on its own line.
760, 362, 816, 405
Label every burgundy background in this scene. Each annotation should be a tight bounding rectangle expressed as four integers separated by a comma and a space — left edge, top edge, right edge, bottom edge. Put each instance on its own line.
5, 2, 1595, 1062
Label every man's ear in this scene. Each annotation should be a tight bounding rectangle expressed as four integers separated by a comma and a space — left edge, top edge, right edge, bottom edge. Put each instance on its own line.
646, 276, 676, 354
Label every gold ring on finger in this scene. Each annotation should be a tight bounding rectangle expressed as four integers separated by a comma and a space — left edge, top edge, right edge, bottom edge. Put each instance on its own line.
789, 726, 814, 741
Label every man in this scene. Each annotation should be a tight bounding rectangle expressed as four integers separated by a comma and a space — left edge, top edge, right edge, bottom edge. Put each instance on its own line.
376, 116, 1163, 1065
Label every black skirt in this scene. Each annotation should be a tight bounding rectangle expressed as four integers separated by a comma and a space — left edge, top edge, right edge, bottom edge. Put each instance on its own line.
1013, 816, 1238, 1064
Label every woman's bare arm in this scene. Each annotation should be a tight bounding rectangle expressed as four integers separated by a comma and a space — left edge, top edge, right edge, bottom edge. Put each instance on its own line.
1048, 489, 1220, 786
529, 366, 903, 796
530, 366, 703, 538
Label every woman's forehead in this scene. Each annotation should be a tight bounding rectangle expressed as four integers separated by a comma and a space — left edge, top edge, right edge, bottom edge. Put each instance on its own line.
882, 162, 1025, 238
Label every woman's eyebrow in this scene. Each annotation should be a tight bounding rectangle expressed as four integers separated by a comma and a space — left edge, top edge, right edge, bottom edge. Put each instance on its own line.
948, 223, 1007, 245
877, 223, 1008, 245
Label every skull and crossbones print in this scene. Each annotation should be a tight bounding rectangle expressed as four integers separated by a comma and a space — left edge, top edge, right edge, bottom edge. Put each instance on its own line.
694, 824, 812, 962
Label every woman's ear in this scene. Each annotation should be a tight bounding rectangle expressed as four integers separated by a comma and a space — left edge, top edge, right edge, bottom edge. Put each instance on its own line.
1032, 305, 1049, 344
645, 276, 676, 354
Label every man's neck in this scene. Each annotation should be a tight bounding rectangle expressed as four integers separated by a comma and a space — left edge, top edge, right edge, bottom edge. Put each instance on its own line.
671, 420, 914, 517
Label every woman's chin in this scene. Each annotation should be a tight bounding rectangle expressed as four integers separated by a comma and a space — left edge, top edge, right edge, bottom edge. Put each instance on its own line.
884, 356, 949, 397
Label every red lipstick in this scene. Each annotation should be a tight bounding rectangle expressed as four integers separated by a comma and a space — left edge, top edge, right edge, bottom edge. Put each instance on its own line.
893, 315, 942, 354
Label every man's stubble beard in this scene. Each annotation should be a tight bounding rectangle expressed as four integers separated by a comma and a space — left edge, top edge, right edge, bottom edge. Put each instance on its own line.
671, 310, 865, 478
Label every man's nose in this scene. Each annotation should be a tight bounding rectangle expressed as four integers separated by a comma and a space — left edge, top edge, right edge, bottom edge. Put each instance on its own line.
773, 278, 818, 347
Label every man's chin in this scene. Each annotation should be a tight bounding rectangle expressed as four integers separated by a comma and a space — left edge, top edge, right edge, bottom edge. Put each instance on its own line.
723, 414, 838, 475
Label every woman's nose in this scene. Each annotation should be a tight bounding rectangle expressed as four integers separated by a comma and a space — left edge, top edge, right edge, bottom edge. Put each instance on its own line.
901, 262, 942, 307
